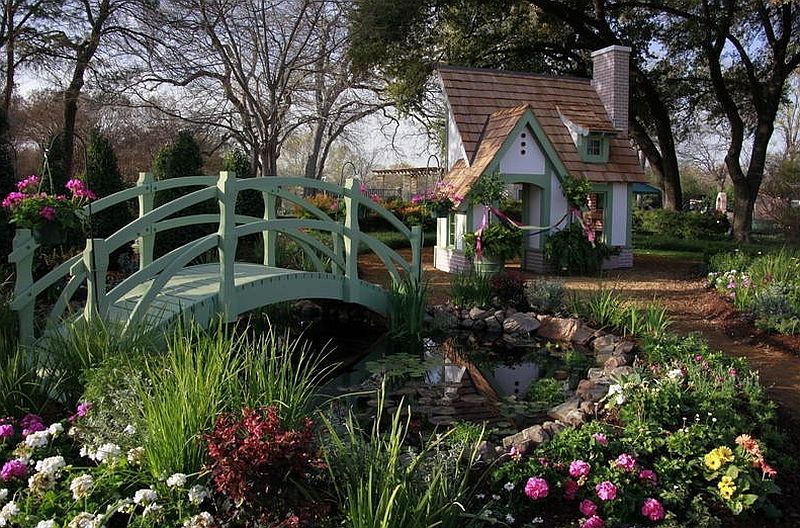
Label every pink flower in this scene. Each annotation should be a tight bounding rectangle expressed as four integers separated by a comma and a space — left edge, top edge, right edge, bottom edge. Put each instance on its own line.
592, 432, 608, 445
0, 424, 13, 438
641, 497, 665, 521
582, 515, 605, 528
1, 191, 26, 209
638, 469, 658, 486
508, 446, 522, 462
1, 459, 27, 481
16, 174, 39, 192
20, 414, 45, 436
579, 499, 598, 516
39, 206, 56, 221
595, 480, 617, 501
77, 402, 93, 417
524, 477, 549, 500
614, 453, 637, 472
569, 459, 591, 478
66, 178, 96, 200
729, 368, 737, 377
563, 478, 579, 500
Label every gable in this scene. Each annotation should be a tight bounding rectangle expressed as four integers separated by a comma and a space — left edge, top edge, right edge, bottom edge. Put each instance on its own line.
438, 65, 645, 184
499, 125, 545, 175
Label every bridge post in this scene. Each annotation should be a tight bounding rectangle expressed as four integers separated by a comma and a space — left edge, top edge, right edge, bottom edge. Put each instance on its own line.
136, 172, 155, 271
410, 225, 423, 282
9, 229, 37, 344
343, 178, 361, 285
263, 191, 277, 267
83, 238, 109, 320
217, 171, 239, 322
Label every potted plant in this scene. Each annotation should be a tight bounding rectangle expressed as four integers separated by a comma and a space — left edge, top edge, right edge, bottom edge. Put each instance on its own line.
1, 175, 96, 245
411, 181, 462, 218
463, 222, 523, 275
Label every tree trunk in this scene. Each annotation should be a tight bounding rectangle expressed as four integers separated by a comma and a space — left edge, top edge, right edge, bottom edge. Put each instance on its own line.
731, 179, 754, 243
3, 2, 14, 115
62, 68, 85, 180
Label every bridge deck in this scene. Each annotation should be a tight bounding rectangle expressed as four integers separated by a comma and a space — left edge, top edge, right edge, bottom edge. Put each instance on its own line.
107, 263, 297, 326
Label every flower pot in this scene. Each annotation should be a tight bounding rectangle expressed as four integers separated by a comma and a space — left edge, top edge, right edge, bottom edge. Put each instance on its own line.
33, 223, 65, 246
473, 256, 505, 277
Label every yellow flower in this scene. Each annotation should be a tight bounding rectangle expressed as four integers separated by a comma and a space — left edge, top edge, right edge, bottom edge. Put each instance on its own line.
704, 452, 722, 470
715, 446, 734, 463
718, 475, 737, 500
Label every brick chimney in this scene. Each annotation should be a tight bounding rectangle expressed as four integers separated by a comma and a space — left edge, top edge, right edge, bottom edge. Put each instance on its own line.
591, 45, 631, 136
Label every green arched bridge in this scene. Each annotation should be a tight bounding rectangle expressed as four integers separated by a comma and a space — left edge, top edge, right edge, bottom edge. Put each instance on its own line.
8, 173, 423, 344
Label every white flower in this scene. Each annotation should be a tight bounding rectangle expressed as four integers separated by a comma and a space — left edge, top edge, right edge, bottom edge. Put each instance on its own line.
127, 447, 145, 465
133, 488, 158, 505
505, 513, 515, 524
0, 489, 6, 503
123, 424, 137, 435
70, 474, 94, 500
166, 473, 187, 488
67, 512, 100, 528
95, 443, 122, 463
607, 384, 623, 396
24, 431, 50, 448
532, 517, 544, 524
143, 503, 163, 518
0, 501, 19, 527
188, 484, 210, 505
616, 394, 626, 405
36, 520, 57, 528
183, 512, 215, 528
35, 456, 65, 477
667, 368, 684, 380
28, 472, 55, 493
47, 423, 64, 437
79, 446, 97, 461
503, 481, 515, 492
492, 494, 501, 501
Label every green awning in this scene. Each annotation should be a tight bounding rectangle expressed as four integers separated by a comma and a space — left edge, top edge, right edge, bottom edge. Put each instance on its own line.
632, 183, 661, 194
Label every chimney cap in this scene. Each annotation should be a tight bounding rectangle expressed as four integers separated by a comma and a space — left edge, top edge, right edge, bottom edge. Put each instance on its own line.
591, 45, 632, 57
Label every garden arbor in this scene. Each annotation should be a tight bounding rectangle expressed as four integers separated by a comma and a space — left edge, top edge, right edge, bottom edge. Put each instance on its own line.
8, 172, 423, 344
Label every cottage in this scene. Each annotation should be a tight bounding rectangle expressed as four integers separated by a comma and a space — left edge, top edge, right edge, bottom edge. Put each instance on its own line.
434, 45, 647, 273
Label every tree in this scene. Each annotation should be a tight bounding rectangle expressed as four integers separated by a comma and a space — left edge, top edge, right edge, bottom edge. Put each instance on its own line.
348, 0, 688, 209
0, 108, 15, 261
83, 127, 131, 238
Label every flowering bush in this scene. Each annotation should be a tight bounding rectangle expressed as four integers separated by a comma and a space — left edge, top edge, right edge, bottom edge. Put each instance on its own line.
1, 175, 96, 231
411, 181, 463, 215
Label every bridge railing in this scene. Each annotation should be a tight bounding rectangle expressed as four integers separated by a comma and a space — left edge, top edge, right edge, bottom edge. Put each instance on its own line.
9, 171, 423, 343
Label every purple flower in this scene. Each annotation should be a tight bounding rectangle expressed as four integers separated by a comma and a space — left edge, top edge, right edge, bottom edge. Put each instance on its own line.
614, 453, 637, 472
641, 497, 665, 521
579, 499, 598, 516
595, 480, 617, 501
20, 414, 45, 436
1, 459, 27, 481
592, 432, 608, 445
524, 477, 549, 500
582, 515, 605, 528
638, 469, 658, 486
77, 402, 93, 417
569, 459, 591, 478
0, 424, 13, 438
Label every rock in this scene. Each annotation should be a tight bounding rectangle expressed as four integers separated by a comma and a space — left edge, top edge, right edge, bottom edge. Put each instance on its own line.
579, 401, 596, 415
604, 355, 628, 369
294, 300, 322, 320
571, 322, 596, 346
608, 366, 635, 378
537, 316, 579, 342
553, 369, 569, 381
460, 318, 474, 329
522, 424, 550, 444
485, 318, 502, 333
428, 416, 455, 426
469, 307, 488, 320
473, 319, 486, 331
494, 310, 505, 320
614, 340, 636, 355
592, 334, 618, 352
476, 440, 499, 463
576, 379, 610, 402
432, 310, 459, 331
587, 368, 606, 380
503, 313, 541, 334
548, 395, 580, 423
563, 409, 586, 426
542, 421, 566, 437
594, 345, 616, 366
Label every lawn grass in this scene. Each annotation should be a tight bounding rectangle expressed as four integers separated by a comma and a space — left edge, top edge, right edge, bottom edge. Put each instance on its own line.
633, 234, 788, 260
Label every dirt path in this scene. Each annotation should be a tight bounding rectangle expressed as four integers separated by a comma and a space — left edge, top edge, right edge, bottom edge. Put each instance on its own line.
359, 249, 800, 415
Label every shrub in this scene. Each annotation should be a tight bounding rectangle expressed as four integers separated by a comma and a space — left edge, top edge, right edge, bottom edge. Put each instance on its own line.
490, 270, 526, 308
634, 209, 730, 240
545, 222, 615, 275
524, 279, 567, 314
463, 222, 523, 261
525, 378, 564, 406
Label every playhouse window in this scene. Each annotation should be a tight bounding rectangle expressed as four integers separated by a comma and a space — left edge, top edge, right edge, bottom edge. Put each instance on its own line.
587, 137, 602, 156
447, 213, 457, 248
583, 192, 607, 243
580, 134, 608, 163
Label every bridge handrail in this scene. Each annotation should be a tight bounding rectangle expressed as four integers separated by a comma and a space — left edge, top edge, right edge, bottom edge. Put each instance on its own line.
10, 172, 423, 344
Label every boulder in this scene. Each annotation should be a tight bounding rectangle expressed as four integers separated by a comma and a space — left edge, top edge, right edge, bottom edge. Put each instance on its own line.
503, 312, 541, 334
432, 310, 459, 331
603, 355, 628, 369
576, 379, 611, 402
460, 318, 474, 329
541, 420, 566, 437
469, 307, 489, 320
614, 340, 636, 355
476, 440, 499, 463
485, 317, 502, 333
592, 334, 618, 352
537, 316, 579, 342
571, 322, 596, 346
522, 424, 551, 444
294, 300, 322, 320
548, 395, 580, 423
587, 367, 606, 380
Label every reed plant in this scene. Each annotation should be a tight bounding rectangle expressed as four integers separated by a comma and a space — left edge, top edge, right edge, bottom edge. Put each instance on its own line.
388, 275, 429, 347
321, 386, 482, 528
569, 288, 624, 329
450, 272, 492, 308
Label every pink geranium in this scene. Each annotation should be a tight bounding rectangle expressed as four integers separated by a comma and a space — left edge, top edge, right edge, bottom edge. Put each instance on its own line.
592, 432, 608, 445
0, 424, 13, 438
582, 515, 605, 528
524, 477, 549, 500
569, 459, 591, 478
614, 453, 637, 472
39, 206, 56, 221
639, 469, 658, 486
595, 480, 617, 501
0, 459, 27, 481
20, 414, 45, 436
579, 499, 598, 516
641, 497, 665, 521
563, 478, 579, 500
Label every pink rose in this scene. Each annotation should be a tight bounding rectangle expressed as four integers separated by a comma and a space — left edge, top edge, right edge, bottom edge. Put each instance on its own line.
582, 515, 605, 528
595, 480, 617, 501
569, 459, 591, 478
641, 497, 665, 521
638, 469, 658, 486
579, 499, 598, 516
1, 459, 27, 481
524, 477, 549, 500
564, 478, 579, 500
614, 453, 637, 472
592, 432, 608, 445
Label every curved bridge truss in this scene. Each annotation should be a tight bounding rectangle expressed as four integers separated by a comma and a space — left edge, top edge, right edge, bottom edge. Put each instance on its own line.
8, 173, 423, 343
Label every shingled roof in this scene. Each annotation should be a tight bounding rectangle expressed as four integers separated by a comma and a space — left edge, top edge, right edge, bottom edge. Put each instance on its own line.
438, 65, 646, 186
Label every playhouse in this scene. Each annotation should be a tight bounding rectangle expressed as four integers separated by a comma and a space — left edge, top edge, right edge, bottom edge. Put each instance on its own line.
433, 45, 648, 273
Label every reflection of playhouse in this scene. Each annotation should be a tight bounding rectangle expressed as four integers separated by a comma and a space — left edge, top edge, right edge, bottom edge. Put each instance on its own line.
434, 46, 647, 273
